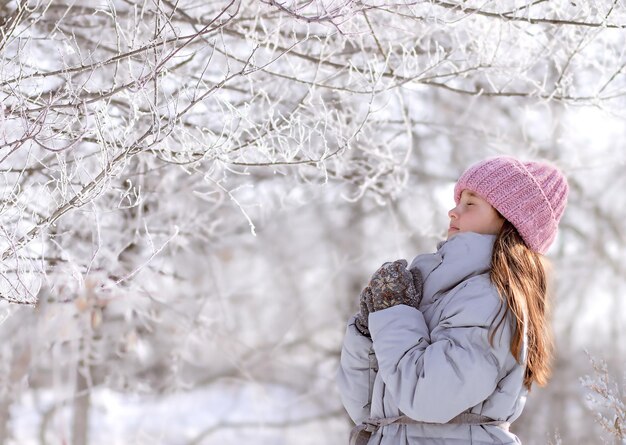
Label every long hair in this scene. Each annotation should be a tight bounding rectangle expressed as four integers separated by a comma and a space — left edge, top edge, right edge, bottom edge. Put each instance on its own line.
488, 219, 554, 391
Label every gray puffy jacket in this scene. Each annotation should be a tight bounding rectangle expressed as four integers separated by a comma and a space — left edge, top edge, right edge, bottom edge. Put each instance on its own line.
336, 232, 528, 444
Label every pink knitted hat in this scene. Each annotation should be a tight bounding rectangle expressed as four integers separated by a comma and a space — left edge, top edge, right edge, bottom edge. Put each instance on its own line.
454, 155, 569, 254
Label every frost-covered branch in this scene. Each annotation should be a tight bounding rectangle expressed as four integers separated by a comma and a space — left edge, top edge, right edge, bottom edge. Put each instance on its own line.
581, 352, 626, 442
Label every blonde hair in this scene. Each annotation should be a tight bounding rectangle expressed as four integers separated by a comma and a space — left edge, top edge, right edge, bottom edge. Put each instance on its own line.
488, 219, 554, 391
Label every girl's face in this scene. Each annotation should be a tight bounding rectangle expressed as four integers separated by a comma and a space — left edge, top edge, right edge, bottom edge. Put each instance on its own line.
447, 190, 505, 239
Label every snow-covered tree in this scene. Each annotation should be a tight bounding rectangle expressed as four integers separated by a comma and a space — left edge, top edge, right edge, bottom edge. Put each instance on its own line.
0, 0, 624, 443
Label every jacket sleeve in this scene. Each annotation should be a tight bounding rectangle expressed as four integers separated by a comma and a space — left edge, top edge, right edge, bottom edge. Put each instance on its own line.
335, 314, 376, 424
368, 279, 512, 423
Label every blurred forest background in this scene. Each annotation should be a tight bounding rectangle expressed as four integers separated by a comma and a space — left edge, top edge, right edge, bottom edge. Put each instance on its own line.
0, 0, 624, 444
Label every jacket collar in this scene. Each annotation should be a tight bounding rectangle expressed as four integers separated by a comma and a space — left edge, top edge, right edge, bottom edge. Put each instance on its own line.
410, 232, 496, 306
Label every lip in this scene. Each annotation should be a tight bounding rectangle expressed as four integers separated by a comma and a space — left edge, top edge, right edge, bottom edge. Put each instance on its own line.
448, 226, 459, 232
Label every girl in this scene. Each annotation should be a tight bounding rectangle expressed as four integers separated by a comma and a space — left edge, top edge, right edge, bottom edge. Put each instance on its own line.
336, 155, 569, 445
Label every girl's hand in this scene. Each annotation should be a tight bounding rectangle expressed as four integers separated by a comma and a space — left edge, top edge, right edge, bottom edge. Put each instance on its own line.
354, 286, 373, 337
410, 266, 424, 307
367, 260, 423, 312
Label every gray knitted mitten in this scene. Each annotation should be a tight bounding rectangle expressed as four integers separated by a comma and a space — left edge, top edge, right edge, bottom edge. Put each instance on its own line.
354, 285, 373, 337
367, 260, 422, 312
354, 260, 425, 337
410, 267, 424, 307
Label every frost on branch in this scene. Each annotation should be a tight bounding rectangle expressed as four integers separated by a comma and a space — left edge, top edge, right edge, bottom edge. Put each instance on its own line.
0, 1, 624, 443
581, 351, 626, 443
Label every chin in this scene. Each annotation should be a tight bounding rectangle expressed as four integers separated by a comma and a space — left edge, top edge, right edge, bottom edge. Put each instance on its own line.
447, 229, 461, 239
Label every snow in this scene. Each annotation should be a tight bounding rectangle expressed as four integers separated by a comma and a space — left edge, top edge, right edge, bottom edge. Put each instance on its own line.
10, 381, 346, 445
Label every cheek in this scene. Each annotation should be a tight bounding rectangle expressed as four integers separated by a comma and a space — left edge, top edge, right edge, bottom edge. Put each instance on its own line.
460, 209, 475, 220
465, 210, 485, 227
494, 216, 505, 230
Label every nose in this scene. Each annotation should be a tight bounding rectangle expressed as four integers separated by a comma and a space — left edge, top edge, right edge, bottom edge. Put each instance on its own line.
448, 206, 458, 219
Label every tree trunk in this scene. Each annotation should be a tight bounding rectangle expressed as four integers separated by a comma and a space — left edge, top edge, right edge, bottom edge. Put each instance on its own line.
72, 367, 90, 445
